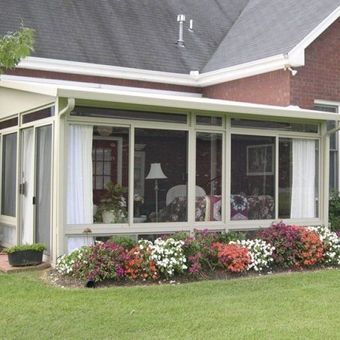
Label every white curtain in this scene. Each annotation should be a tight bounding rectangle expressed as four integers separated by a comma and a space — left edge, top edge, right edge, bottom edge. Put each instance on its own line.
291, 139, 316, 218
67, 125, 94, 224
21, 129, 34, 245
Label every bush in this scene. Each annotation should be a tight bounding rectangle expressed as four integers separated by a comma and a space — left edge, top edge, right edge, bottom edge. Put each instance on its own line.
212, 242, 250, 273
56, 242, 126, 282
329, 192, 340, 231
124, 241, 158, 281
110, 235, 136, 250
298, 228, 324, 266
183, 231, 218, 275
258, 223, 323, 268
215, 231, 246, 243
149, 238, 187, 278
182, 230, 246, 275
308, 225, 340, 265
236, 239, 275, 272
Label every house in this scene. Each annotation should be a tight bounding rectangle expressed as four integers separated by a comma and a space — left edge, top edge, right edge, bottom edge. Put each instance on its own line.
0, 0, 339, 264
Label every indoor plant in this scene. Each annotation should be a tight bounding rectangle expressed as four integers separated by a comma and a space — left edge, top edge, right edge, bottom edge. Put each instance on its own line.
5, 243, 46, 267
94, 182, 128, 223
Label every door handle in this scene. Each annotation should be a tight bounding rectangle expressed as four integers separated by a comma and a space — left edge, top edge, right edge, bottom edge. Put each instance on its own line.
19, 182, 27, 196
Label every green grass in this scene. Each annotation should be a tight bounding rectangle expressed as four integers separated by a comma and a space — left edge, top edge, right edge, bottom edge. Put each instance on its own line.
1, 270, 340, 339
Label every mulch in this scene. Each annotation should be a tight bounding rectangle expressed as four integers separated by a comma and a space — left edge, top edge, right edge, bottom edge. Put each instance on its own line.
41, 265, 338, 289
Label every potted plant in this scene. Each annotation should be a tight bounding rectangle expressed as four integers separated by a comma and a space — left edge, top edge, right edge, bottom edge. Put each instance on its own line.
94, 182, 128, 223
4, 243, 46, 267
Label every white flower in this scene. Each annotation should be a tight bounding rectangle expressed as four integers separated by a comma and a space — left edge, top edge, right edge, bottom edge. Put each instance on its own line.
308, 225, 340, 265
237, 239, 274, 272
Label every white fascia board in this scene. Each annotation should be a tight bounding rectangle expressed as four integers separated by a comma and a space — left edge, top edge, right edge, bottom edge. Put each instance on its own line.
17, 55, 293, 88
196, 54, 291, 86
0, 78, 57, 97
288, 6, 340, 64
56, 86, 340, 122
0, 74, 202, 98
18, 57, 196, 86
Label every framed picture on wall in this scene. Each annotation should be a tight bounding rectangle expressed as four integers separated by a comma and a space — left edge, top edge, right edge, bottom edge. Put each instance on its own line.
246, 144, 274, 176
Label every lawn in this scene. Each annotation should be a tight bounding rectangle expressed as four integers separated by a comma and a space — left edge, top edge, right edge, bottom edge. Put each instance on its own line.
1, 270, 340, 339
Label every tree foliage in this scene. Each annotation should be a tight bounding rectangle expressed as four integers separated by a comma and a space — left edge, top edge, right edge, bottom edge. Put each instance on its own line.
0, 24, 34, 73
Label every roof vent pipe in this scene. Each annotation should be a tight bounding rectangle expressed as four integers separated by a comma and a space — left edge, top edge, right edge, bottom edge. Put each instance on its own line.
188, 19, 194, 32
177, 14, 186, 47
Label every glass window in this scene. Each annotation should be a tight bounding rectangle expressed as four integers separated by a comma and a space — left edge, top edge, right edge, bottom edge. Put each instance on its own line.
0, 117, 18, 130
2, 133, 17, 217
279, 138, 319, 219
196, 132, 222, 221
231, 135, 275, 220
67, 125, 129, 224
231, 118, 318, 133
196, 115, 223, 126
134, 128, 188, 223
72, 106, 187, 124
22, 107, 54, 124
92, 127, 129, 223
314, 104, 338, 191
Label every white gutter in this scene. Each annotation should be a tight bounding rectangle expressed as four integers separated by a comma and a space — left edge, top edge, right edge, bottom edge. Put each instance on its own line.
17, 54, 298, 88
54, 85, 340, 122
0, 74, 202, 97
197, 54, 294, 86
18, 57, 196, 86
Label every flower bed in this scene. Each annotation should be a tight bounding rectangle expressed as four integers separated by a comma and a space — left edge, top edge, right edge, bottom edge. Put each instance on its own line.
56, 224, 340, 286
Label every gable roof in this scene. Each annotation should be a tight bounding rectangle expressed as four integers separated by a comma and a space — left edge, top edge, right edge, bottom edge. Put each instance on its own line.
0, 0, 339, 81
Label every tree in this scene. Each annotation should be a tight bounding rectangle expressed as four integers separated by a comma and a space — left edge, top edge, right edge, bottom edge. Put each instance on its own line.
0, 24, 34, 73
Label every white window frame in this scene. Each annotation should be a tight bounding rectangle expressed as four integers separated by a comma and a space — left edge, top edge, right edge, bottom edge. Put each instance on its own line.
63, 106, 323, 238
315, 100, 340, 191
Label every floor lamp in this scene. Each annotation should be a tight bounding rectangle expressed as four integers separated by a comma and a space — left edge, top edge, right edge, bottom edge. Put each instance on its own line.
146, 163, 167, 222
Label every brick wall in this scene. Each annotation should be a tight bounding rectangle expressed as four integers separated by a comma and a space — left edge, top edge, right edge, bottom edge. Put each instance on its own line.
203, 18, 340, 108
290, 18, 340, 109
202, 69, 291, 106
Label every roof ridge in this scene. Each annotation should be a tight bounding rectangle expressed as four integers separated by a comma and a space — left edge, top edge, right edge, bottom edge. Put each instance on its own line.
200, 0, 252, 73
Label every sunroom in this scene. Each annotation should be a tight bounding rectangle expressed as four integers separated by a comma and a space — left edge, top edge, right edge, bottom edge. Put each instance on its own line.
0, 80, 338, 264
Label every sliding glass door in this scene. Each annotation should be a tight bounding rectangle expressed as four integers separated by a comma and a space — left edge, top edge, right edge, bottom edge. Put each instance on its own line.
35, 125, 52, 253
19, 125, 53, 254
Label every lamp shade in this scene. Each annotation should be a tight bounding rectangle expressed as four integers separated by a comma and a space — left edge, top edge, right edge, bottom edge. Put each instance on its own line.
146, 163, 167, 180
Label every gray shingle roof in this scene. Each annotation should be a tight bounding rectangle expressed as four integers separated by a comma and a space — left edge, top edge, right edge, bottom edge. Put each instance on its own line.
0, 0, 339, 74
203, 0, 340, 72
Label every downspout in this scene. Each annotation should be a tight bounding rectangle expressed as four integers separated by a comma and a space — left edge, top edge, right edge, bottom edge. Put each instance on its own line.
326, 121, 340, 135
59, 97, 75, 117
53, 97, 75, 265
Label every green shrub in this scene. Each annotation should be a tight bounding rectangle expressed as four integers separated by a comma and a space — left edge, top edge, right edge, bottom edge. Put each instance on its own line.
4, 243, 46, 254
216, 231, 245, 243
166, 231, 189, 241
110, 235, 136, 250
329, 191, 340, 231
